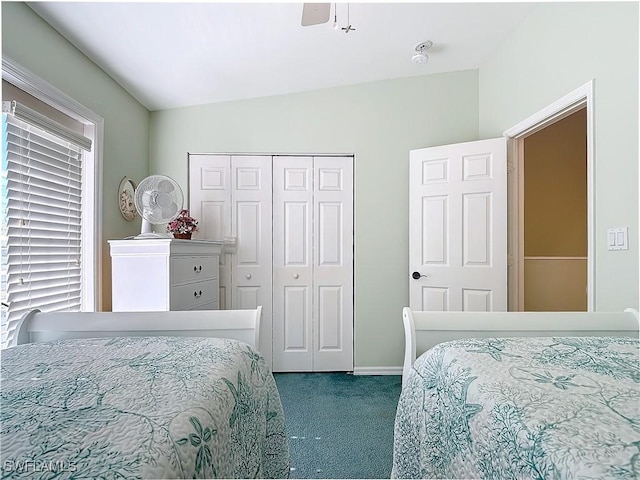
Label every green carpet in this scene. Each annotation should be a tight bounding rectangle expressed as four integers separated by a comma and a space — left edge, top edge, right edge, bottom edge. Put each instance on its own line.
273, 373, 402, 479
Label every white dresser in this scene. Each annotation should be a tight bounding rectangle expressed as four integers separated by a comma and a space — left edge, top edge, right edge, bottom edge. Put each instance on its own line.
108, 239, 223, 312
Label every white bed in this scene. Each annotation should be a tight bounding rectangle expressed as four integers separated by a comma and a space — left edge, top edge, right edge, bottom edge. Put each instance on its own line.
401, 307, 639, 384
1, 307, 290, 479
9, 306, 263, 349
394, 308, 640, 479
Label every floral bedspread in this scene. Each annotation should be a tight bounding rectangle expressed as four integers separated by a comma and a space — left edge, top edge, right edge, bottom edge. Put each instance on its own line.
1, 336, 289, 479
392, 336, 640, 479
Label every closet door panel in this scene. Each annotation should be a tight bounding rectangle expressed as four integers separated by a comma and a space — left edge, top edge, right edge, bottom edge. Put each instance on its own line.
236, 286, 261, 309
318, 202, 344, 265
283, 285, 311, 355
188, 154, 231, 310
318, 285, 343, 349
273, 156, 313, 371
231, 156, 273, 364
313, 156, 354, 371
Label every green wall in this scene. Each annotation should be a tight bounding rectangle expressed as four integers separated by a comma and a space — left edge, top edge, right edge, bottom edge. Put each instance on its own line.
479, 2, 639, 311
4, 1, 637, 368
2, 2, 150, 310
149, 71, 480, 368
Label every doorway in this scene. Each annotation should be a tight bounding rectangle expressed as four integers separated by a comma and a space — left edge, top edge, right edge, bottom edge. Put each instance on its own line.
505, 81, 594, 311
522, 109, 587, 310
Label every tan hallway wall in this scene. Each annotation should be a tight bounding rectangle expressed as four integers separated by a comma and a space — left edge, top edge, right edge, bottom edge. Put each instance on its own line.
523, 108, 587, 311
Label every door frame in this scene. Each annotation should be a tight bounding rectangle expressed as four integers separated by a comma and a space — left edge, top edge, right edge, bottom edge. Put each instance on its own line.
503, 80, 595, 311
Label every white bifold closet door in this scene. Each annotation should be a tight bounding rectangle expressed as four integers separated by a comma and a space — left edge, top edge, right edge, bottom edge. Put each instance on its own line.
189, 154, 353, 372
188, 154, 273, 364
272, 156, 353, 372
231, 156, 273, 364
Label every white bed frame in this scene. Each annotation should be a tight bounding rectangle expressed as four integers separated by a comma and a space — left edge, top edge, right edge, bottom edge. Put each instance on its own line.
10, 307, 262, 350
402, 307, 639, 385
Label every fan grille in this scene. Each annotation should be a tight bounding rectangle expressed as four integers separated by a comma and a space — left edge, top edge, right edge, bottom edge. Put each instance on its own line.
134, 175, 184, 224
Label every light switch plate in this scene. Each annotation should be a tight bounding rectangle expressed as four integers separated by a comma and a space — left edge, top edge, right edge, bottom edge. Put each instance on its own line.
607, 227, 628, 251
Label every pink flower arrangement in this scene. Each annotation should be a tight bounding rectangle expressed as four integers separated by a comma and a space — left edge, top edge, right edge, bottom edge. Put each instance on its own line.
166, 209, 199, 234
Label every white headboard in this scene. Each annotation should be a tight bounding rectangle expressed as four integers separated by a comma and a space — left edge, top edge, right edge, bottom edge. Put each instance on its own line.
11, 307, 263, 350
402, 307, 639, 385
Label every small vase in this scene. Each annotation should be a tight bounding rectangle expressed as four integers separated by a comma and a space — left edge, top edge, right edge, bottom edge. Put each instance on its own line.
173, 233, 192, 240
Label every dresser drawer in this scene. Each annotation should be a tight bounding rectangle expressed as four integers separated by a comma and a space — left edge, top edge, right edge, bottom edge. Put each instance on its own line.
171, 256, 218, 286
193, 300, 219, 311
170, 278, 219, 310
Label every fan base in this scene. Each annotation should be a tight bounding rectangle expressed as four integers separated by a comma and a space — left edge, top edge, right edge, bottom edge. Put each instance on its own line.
134, 232, 171, 240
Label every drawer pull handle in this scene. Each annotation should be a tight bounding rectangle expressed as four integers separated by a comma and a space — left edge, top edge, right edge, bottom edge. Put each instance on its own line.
293, 274, 299, 279
246, 274, 252, 280
194, 265, 202, 273
194, 290, 203, 298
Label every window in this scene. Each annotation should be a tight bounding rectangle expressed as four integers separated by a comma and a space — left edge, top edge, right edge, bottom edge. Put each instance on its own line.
1, 58, 103, 348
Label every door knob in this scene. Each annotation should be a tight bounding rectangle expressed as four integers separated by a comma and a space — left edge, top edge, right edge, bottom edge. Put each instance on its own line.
412, 271, 428, 280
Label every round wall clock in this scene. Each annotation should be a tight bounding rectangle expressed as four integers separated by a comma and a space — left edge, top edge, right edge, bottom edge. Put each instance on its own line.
118, 177, 137, 221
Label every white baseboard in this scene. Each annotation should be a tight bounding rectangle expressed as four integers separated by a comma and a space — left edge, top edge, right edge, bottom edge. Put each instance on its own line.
352, 366, 403, 376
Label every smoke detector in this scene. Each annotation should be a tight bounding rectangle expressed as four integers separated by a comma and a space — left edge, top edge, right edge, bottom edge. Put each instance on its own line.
412, 40, 433, 64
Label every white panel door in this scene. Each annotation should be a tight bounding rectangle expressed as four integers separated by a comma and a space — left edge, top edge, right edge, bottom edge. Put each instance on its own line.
409, 138, 507, 312
313, 156, 353, 371
272, 156, 314, 371
188, 154, 232, 309
231, 156, 273, 363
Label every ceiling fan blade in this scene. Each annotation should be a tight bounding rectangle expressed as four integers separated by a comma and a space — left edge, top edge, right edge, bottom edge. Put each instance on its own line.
301, 3, 331, 26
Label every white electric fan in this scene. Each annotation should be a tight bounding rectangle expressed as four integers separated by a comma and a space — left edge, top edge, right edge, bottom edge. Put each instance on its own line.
133, 174, 184, 239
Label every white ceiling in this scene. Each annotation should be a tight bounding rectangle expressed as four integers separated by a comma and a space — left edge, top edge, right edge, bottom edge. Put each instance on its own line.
28, 2, 539, 111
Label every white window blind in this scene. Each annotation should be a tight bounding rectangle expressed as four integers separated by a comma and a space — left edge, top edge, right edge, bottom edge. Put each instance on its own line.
2, 101, 91, 348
